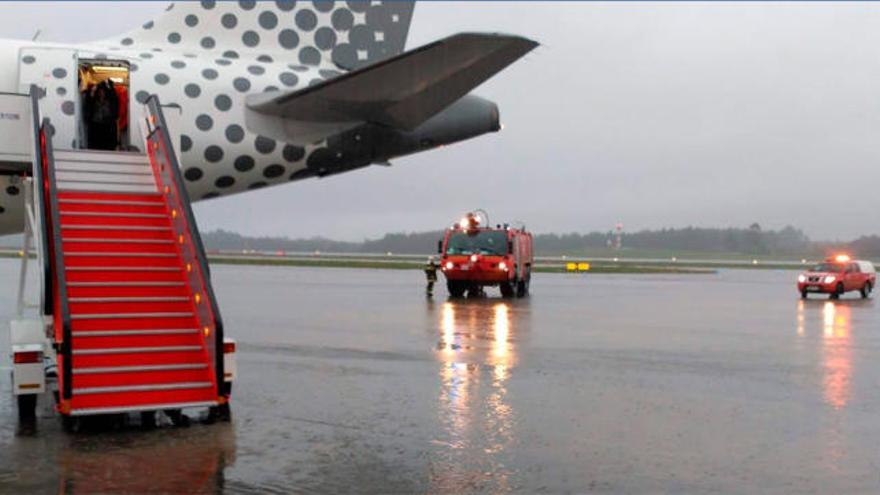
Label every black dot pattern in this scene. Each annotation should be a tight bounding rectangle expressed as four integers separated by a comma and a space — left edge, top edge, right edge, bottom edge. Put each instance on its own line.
235, 155, 255, 172
185, 167, 204, 181
214, 94, 233, 111
73, 1, 419, 200
118, 1, 414, 70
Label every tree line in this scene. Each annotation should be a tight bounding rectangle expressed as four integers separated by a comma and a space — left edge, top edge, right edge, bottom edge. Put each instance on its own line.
202, 224, 880, 257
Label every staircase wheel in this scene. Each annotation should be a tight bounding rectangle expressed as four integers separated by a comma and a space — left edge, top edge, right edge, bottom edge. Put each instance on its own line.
17, 394, 36, 423
61, 414, 80, 433
209, 403, 232, 423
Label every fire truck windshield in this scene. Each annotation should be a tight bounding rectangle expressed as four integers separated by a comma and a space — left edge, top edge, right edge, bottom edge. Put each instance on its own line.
446, 231, 508, 256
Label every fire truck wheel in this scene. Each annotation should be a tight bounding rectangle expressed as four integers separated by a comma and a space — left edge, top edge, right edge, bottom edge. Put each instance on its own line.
447, 281, 466, 298
17, 394, 36, 422
516, 274, 530, 297
141, 411, 157, 429
500, 282, 515, 298
166, 409, 190, 427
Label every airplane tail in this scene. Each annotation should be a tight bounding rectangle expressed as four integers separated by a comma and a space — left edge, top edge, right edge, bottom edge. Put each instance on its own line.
113, 1, 416, 69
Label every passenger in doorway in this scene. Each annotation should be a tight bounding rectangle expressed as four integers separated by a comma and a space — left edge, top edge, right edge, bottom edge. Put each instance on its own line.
114, 81, 128, 148
424, 257, 439, 298
84, 81, 120, 151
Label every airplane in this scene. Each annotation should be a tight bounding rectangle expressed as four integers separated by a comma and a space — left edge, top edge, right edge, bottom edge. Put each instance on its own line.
0, 0, 538, 236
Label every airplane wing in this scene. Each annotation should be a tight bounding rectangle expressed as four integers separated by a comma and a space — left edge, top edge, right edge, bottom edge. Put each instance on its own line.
245, 33, 538, 140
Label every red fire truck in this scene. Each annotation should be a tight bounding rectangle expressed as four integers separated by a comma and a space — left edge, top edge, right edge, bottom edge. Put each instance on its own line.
438, 211, 533, 298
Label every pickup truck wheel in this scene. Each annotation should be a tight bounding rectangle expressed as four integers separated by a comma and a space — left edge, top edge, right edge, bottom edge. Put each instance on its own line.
861, 282, 872, 299
800, 290, 808, 299
17, 394, 36, 423
830, 283, 844, 299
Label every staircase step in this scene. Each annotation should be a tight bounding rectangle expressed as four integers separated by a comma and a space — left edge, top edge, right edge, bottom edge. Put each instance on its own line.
67, 266, 182, 272
67, 284, 190, 299
60, 211, 167, 219
57, 183, 158, 194
73, 329, 198, 337
61, 216, 171, 228
71, 312, 194, 321
62, 225, 171, 232
55, 162, 152, 175
72, 347, 206, 368
63, 243, 178, 255
55, 171, 154, 185
68, 281, 185, 287
60, 198, 164, 207
73, 369, 212, 389
57, 191, 162, 202
65, 255, 180, 268
70, 296, 189, 303
66, 270, 186, 285
71, 302, 195, 317
65, 251, 177, 258
73, 345, 202, 356
63, 237, 174, 244
70, 390, 217, 413
53, 150, 150, 166
74, 381, 212, 395
73, 363, 207, 374
62, 248, 179, 259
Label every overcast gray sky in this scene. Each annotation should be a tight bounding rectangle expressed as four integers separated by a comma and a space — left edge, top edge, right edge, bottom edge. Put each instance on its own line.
3, 2, 880, 241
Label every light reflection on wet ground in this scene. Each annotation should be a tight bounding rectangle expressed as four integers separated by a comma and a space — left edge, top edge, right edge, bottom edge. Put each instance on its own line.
1, 262, 880, 493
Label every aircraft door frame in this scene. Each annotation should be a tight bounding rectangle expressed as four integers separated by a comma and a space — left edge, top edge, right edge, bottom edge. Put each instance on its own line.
17, 47, 79, 150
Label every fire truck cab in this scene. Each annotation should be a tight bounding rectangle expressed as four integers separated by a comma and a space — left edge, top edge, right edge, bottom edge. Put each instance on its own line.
439, 212, 533, 298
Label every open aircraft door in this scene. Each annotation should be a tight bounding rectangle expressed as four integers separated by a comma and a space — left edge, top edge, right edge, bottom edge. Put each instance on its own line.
18, 48, 79, 150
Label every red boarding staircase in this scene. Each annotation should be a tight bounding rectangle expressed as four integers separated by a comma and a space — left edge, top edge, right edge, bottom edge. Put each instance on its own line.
36, 97, 228, 419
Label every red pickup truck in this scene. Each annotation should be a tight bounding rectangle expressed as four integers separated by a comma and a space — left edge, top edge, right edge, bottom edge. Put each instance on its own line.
797, 255, 876, 299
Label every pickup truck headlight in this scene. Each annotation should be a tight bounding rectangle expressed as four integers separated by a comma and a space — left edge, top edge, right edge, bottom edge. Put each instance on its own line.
798, 275, 806, 283
824, 276, 836, 284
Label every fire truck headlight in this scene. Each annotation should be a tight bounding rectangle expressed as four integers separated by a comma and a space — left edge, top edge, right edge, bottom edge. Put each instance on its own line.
445, 261, 454, 270
824, 276, 836, 284
798, 275, 806, 283
470, 254, 478, 263
499, 261, 508, 272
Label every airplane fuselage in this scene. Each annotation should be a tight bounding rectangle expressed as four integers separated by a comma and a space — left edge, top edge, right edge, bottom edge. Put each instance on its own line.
0, 37, 500, 236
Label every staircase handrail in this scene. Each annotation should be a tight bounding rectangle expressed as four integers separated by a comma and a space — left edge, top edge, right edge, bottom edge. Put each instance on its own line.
143, 96, 225, 395
39, 117, 73, 399
28, 86, 52, 317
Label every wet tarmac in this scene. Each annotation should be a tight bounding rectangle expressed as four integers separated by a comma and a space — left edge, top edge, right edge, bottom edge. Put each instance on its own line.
1, 261, 879, 494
